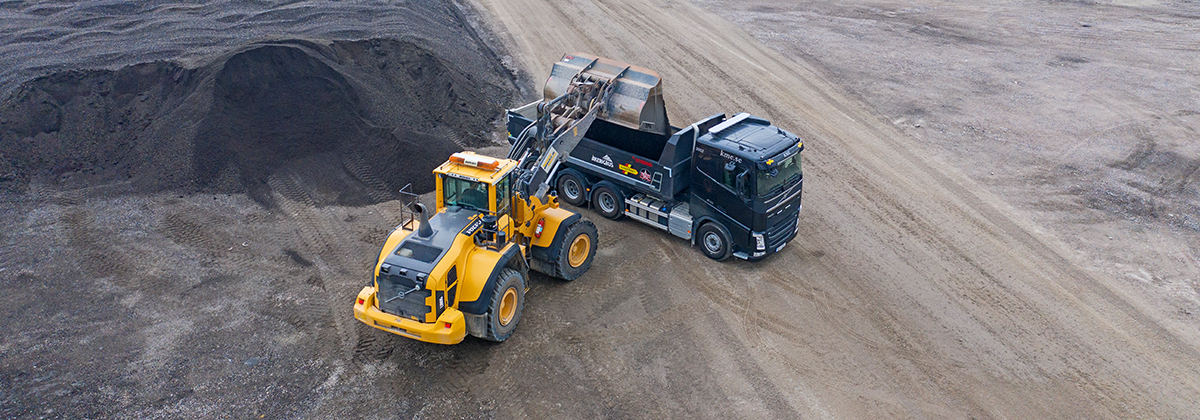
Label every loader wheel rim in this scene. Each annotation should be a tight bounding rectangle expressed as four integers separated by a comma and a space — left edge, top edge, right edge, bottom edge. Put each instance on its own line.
568, 234, 590, 267
499, 288, 517, 326
704, 231, 722, 253
564, 179, 580, 200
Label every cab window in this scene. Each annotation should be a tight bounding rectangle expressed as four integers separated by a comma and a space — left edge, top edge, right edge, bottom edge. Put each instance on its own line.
756, 154, 801, 197
721, 162, 737, 191
443, 176, 489, 211
720, 160, 750, 197
495, 175, 510, 215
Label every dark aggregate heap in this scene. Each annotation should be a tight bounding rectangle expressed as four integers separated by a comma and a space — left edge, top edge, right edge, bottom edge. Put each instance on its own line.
0, 0, 519, 205
1, 38, 511, 206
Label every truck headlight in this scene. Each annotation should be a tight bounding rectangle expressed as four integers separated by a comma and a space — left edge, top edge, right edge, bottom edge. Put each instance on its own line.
753, 232, 765, 251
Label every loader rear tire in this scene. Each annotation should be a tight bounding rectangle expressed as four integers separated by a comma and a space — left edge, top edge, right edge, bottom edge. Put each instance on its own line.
483, 268, 525, 342
553, 219, 598, 281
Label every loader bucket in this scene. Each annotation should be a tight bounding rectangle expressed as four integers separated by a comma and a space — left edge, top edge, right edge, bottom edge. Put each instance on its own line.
544, 53, 669, 136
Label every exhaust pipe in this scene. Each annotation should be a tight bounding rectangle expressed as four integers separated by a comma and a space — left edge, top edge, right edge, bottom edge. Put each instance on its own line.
414, 203, 433, 238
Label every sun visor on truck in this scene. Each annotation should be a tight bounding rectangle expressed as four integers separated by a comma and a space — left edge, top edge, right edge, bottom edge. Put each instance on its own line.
544, 53, 670, 136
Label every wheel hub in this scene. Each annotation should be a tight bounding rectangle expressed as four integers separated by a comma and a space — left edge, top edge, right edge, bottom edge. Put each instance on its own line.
600, 193, 614, 212
704, 232, 722, 252
564, 180, 580, 199
568, 234, 590, 267
499, 288, 517, 326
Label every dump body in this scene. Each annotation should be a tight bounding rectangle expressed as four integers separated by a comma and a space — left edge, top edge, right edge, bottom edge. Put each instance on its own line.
508, 109, 697, 202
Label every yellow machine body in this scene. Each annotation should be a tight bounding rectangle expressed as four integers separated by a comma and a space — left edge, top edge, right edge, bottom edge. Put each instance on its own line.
353, 151, 590, 344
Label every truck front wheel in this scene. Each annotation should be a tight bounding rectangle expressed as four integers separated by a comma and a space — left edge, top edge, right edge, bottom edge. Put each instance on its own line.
591, 182, 624, 220
557, 170, 588, 207
483, 268, 526, 342
698, 222, 732, 261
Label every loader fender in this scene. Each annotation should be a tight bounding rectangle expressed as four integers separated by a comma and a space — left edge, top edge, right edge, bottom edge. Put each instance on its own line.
529, 212, 582, 275
528, 207, 578, 249
457, 243, 525, 316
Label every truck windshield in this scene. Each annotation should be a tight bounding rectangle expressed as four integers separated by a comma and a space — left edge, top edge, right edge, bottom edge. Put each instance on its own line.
443, 176, 490, 211
756, 154, 801, 197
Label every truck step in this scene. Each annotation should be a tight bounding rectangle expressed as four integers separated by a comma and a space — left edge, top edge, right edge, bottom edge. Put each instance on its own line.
667, 202, 692, 240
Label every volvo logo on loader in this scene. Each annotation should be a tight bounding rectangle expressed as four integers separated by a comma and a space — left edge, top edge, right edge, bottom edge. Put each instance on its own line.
461, 218, 484, 236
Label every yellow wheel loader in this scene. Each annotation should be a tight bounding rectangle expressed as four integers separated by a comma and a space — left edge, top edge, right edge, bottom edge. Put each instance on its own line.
353, 56, 650, 343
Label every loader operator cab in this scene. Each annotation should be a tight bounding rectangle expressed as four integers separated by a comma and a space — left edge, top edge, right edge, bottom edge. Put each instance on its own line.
434, 152, 517, 241
436, 152, 513, 212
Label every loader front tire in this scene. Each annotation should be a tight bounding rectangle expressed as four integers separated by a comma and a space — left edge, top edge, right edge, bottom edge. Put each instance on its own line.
483, 268, 526, 342
554, 219, 598, 281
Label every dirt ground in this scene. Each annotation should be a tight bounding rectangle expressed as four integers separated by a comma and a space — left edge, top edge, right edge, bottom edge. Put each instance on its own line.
3, 0, 1199, 418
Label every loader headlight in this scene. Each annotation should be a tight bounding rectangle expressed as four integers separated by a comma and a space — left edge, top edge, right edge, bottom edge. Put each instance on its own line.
753, 232, 766, 251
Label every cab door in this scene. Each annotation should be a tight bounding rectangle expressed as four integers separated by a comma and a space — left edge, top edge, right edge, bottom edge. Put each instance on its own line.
490, 173, 514, 240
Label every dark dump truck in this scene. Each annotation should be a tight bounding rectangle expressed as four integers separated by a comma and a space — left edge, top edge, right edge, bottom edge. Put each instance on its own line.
506, 53, 804, 261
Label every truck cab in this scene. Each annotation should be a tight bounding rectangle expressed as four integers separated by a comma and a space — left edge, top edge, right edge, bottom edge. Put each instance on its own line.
690, 113, 803, 260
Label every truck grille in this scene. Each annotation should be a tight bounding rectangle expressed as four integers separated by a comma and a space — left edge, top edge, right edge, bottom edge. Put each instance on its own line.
766, 212, 798, 249
377, 272, 431, 320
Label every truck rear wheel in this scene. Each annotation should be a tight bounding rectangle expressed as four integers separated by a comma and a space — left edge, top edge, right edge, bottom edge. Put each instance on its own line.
557, 170, 588, 207
591, 182, 624, 220
554, 219, 598, 280
483, 268, 526, 342
698, 222, 732, 261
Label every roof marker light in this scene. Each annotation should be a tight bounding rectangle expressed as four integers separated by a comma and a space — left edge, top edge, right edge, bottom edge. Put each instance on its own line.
449, 152, 501, 170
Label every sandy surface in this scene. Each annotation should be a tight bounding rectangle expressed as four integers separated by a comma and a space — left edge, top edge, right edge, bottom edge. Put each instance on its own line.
2, 0, 1198, 418
465, 0, 1200, 417
698, 0, 1200, 345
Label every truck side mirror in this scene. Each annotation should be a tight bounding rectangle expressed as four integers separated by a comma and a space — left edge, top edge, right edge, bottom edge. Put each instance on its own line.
736, 171, 749, 199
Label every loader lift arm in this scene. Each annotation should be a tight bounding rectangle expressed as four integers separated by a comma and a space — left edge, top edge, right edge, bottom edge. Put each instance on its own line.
509, 69, 619, 202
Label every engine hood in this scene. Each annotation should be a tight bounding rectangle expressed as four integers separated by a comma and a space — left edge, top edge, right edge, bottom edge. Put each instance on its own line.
381, 206, 480, 275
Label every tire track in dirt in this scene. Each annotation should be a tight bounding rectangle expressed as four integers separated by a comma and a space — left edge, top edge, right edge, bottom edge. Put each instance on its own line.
61, 209, 135, 279
342, 150, 396, 204
266, 170, 362, 370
